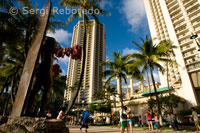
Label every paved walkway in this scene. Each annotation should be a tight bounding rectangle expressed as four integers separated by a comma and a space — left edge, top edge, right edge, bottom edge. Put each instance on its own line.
68, 126, 196, 133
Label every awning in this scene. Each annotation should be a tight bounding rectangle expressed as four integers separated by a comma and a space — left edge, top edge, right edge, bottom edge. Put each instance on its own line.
88, 101, 105, 104
142, 86, 174, 96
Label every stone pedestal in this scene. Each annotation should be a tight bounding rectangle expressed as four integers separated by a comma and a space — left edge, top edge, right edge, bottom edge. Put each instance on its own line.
0, 116, 69, 133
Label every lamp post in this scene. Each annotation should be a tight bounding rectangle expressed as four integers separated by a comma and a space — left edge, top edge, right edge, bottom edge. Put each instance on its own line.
190, 33, 200, 51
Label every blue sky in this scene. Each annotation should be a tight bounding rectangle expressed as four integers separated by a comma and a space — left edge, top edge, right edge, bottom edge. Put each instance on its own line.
32, 0, 160, 83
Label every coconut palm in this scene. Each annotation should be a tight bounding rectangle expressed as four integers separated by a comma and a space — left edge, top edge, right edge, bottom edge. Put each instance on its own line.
101, 51, 128, 107
128, 35, 176, 117
159, 40, 177, 113
59, 0, 109, 114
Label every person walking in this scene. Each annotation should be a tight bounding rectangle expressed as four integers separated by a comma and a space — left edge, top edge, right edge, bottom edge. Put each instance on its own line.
119, 106, 128, 133
80, 107, 90, 133
170, 112, 178, 131
154, 113, 161, 133
126, 107, 133, 133
191, 107, 200, 133
145, 109, 154, 131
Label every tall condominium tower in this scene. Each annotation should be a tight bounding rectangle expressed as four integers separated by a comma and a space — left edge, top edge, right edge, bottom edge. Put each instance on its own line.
144, 0, 200, 107
65, 20, 106, 104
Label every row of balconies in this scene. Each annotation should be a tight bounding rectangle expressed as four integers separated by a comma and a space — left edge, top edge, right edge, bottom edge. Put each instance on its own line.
183, 50, 198, 59
179, 38, 193, 46
184, 1, 199, 11
181, 43, 196, 51
185, 55, 200, 65
167, 0, 178, 9
173, 16, 184, 24
188, 6, 200, 17
187, 62, 200, 72
190, 14, 200, 21
177, 32, 190, 41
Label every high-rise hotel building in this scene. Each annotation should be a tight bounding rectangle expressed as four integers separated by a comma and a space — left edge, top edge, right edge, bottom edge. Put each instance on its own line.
144, 0, 200, 107
65, 20, 106, 104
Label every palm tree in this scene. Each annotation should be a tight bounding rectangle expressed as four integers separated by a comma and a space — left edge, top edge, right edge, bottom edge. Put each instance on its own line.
128, 35, 175, 117
158, 40, 177, 113
101, 51, 128, 107
59, 0, 109, 114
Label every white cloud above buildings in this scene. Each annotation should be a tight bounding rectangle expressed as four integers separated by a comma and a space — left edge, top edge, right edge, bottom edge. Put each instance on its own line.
121, 0, 147, 32
47, 29, 72, 45
100, 0, 113, 9
122, 48, 139, 56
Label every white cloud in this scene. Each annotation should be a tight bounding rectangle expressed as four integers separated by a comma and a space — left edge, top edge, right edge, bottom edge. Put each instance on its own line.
58, 56, 69, 67
153, 72, 160, 82
121, 0, 146, 32
47, 29, 72, 45
100, 0, 113, 9
61, 69, 67, 76
122, 48, 139, 56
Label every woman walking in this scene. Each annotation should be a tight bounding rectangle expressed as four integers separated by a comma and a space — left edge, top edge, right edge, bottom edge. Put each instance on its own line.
145, 110, 154, 131
126, 107, 133, 133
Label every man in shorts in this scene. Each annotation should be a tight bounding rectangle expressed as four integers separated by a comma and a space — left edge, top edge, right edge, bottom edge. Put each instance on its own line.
119, 106, 128, 133
80, 107, 90, 133
191, 107, 200, 133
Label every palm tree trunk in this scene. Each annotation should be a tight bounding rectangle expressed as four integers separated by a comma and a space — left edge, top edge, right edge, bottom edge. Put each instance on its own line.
10, 78, 14, 105
166, 59, 173, 113
0, 76, 9, 97
146, 71, 152, 100
3, 87, 9, 116
148, 65, 161, 115
0, 39, 3, 64
65, 14, 87, 115
118, 76, 124, 107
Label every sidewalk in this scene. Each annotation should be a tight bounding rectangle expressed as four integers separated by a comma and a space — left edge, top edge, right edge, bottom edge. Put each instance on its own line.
68, 125, 197, 133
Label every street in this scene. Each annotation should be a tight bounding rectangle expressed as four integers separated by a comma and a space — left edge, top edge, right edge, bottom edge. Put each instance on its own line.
68, 126, 197, 133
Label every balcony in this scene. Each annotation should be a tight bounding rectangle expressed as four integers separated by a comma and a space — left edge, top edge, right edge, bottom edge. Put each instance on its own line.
173, 16, 184, 24
195, 27, 200, 34
169, 3, 179, 13
166, 0, 175, 5
187, 62, 200, 73
185, 1, 199, 11
190, 14, 200, 22
183, 51, 198, 59
192, 20, 200, 28
177, 32, 191, 41
181, 44, 196, 52
186, 58, 200, 66
174, 21, 186, 29
171, 11, 182, 20
168, 0, 178, 9
188, 7, 200, 17
184, 0, 196, 7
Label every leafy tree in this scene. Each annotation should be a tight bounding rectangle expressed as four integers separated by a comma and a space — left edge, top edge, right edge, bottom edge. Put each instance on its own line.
147, 94, 183, 111
101, 51, 128, 107
128, 35, 176, 117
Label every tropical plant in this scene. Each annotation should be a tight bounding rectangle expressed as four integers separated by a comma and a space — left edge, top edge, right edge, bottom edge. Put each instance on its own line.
101, 51, 128, 107
127, 35, 176, 117
159, 40, 177, 113
59, 0, 109, 115
147, 94, 183, 111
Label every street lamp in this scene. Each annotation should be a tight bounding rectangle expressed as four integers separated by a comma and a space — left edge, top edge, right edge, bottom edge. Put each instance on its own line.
190, 33, 200, 51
